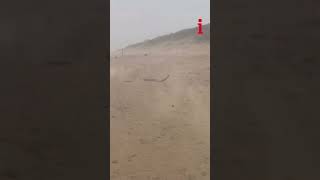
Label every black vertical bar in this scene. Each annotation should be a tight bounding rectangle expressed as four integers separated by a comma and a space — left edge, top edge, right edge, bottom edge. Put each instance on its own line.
213, 0, 320, 179
0, 0, 109, 179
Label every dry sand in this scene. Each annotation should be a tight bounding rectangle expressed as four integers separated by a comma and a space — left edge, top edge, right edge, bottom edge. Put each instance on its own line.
110, 46, 210, 180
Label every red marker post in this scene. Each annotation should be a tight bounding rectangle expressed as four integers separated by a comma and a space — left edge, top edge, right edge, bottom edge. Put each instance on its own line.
197, 18, 203, 35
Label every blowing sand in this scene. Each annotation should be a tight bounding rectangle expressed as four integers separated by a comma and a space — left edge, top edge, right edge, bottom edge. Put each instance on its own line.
110, 47, 210, 180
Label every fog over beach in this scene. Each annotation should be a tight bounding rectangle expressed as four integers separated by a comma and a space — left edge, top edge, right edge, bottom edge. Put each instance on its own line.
111, 20, 210, 180
111, 0, 210, 179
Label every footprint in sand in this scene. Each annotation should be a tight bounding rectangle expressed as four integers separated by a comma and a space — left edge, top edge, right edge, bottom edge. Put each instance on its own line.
201, 171, 208, 176
128, 154, 137, 162
139, 138, 149, 144
188, 174, 196, 180
112, 160, 118, 164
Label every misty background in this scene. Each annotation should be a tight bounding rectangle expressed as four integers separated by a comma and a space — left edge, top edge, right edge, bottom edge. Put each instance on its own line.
111, 0, 210, 51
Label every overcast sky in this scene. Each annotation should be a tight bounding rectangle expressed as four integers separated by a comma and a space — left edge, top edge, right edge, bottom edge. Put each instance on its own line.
111, 0, 210, 51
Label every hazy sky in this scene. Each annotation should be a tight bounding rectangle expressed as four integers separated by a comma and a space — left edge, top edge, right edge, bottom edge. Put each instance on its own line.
111, 0, 210, 51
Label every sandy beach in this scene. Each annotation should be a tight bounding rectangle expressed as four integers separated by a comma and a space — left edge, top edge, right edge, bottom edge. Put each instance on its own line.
110, 46, 210, 180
